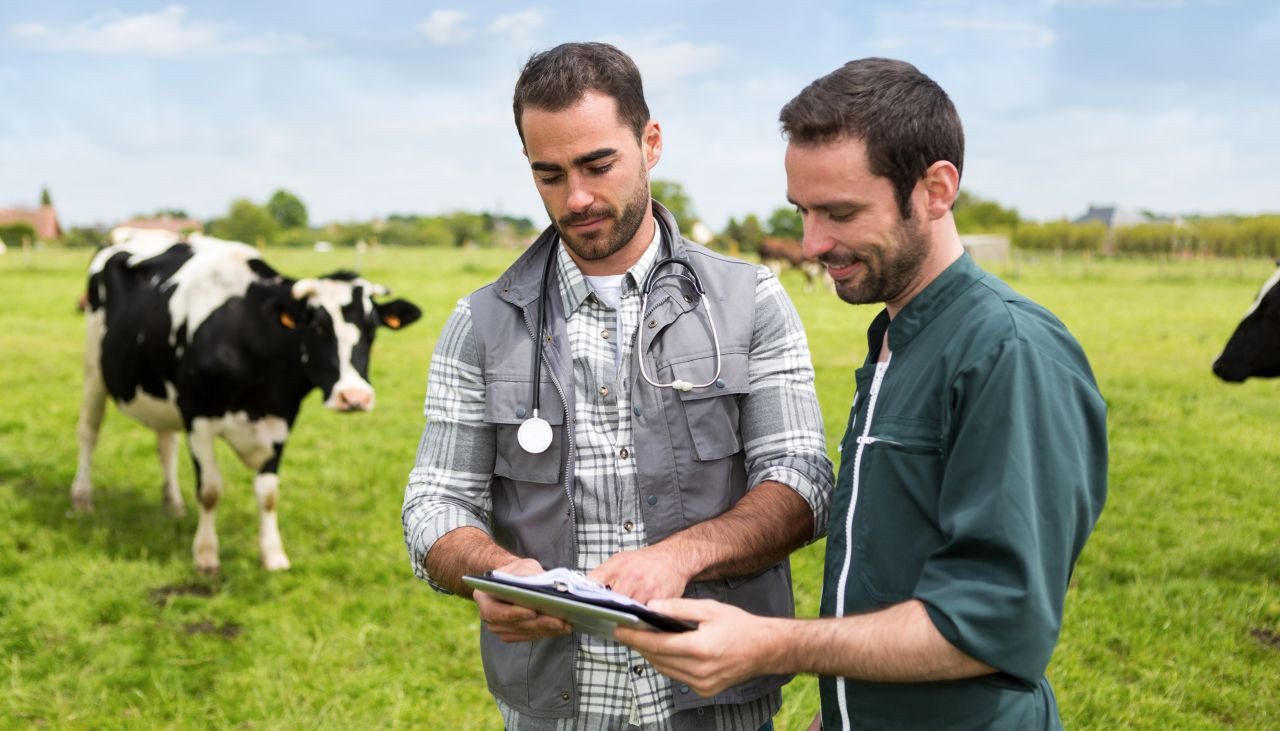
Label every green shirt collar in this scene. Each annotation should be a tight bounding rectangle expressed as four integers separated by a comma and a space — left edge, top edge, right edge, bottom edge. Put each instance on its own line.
868, 252, 983, 356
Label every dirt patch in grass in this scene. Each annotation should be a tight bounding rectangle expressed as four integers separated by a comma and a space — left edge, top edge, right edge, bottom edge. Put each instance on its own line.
184, 620, 242, 639
1249, 628, 1280, 651
148, 584, 215, 606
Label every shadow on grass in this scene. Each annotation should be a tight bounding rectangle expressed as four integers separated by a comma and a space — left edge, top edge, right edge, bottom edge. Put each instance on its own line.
2, 464, 193, 565
1175, 545, 1280, 584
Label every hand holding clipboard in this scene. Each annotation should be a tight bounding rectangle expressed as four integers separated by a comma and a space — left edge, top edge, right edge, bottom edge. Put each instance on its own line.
464, 568, 698, 639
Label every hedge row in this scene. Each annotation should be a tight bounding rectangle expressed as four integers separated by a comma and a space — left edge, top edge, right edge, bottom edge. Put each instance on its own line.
1013, 216, 1280, 258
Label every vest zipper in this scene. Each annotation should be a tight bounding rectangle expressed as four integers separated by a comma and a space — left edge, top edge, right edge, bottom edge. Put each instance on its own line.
835, 356, 891, 731
520, 307, 577, 545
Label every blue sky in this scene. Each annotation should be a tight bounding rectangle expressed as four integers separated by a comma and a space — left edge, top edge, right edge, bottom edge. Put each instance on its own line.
2, 1, 1276, 229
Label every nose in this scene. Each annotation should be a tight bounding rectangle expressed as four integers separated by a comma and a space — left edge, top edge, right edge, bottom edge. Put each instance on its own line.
801, 217, 834, 260
566, 175, 594, 213
335, 388, 373, 412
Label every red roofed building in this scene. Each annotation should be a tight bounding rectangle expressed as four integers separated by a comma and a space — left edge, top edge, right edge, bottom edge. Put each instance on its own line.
119, 214, 203, 234
0, 205, 61, 241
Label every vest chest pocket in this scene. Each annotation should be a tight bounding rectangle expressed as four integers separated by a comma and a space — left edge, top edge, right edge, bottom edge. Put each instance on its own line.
485, 378, 565, 484
669, 352, 750, 461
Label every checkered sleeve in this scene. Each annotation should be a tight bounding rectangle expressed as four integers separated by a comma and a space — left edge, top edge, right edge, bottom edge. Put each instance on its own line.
740, 266, 834, 539
402, 296, 497, 593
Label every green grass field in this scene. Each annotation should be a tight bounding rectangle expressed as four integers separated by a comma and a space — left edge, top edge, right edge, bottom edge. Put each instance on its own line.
2, 246, 1278, 729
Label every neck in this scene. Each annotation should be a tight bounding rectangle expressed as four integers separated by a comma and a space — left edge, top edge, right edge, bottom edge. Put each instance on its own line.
884, 213, 964, 319
569, 210, 656, 277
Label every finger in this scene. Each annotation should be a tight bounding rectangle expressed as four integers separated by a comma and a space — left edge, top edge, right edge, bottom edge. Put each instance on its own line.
647, 597, 720, 619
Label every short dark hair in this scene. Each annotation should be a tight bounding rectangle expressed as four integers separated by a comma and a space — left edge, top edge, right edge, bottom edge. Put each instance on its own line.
780, 58, 964, 219
513, 42, 650, 143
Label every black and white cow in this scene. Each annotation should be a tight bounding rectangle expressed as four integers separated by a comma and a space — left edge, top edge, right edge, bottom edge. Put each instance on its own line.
1214, 261, 1280, 382
71, 231, 421, 572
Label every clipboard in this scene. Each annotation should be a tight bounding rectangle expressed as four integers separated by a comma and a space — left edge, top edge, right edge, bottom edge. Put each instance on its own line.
463, 572, 698, 639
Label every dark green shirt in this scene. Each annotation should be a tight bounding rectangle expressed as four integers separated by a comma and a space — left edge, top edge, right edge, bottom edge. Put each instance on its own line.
819, 254, 1107, 730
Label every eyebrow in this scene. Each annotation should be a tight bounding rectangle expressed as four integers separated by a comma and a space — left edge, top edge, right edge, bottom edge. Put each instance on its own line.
530, 147, 618, 173
786, 195, 869, 215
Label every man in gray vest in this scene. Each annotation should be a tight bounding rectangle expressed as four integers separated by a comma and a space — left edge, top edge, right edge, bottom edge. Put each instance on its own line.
402, 42, 833, 729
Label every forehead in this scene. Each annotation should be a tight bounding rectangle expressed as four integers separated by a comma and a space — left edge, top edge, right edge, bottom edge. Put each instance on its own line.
521, 92, 636, 160
784, 136, 892, 205
306, 278, 372, 309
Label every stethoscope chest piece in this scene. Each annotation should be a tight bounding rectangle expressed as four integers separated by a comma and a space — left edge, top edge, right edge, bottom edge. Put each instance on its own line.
517, 415, 554, 454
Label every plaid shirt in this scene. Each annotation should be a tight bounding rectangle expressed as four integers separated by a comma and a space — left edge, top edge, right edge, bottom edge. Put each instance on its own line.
404, 228, 832, 730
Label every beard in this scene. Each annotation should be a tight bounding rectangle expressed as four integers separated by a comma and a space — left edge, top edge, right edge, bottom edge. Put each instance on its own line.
551, 169, 650, 262
823, 214, 931, 306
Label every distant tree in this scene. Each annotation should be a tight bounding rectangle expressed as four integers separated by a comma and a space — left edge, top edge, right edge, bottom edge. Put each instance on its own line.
63, 227, 108, 249
0, 222, 36, 246
650, 179, 697, 233
723, 214, 765, 253
207, 199, 278, 244
952, 190, 1019, 234
267, 189, 308, 230
766, 207, 803, 240
40, 187, 52, 207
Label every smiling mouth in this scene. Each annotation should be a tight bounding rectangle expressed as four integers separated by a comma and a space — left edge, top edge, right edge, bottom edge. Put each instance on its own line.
824, 260, 862, 279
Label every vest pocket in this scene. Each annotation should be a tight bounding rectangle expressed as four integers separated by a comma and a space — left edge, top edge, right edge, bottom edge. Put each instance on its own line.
668, 352, 750, 461
485, 378, 565, 484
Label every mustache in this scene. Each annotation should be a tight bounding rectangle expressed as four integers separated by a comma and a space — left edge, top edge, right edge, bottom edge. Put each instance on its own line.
559, 206, 616, 228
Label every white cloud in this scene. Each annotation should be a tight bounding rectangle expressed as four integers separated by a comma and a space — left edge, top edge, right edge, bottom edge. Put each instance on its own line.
489, 9, 546, 45
416, 9, 472, 45
600, 35, 725, 87
8, 5, 312, 57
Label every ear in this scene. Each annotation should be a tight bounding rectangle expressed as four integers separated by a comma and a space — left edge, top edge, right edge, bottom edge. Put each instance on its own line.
642, 120, 662, 171
263, 293, 307, 330
922, 160, 960, 221
375, 299, 422, 330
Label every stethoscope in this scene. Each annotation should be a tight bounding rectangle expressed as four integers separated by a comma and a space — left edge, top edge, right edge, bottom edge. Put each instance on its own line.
517, 215, 723, 454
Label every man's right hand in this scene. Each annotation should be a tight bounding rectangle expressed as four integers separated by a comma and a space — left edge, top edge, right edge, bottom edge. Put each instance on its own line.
473, 557, 572, 643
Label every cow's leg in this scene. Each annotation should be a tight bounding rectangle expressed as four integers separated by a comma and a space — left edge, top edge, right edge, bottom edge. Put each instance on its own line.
157, 430, 185, 517
188, 419, 223, 573
254, 469, 290, 571
71, 316, 108, 512
223, 416, 291, 571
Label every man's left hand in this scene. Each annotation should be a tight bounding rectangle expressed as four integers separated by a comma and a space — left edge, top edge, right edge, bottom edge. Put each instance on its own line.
613, 598, 776, 697
588, 545, 692, 604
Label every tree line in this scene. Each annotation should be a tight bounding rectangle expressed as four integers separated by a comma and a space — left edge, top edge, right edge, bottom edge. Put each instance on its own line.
21, 183, 1280, 260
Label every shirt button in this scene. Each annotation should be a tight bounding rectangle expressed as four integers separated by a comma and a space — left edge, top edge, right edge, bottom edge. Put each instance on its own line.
632, 664, 645, 676
599, 386, 610, 397
623, 521, 634, 532
600, 329, 610, 340
618, 447, 629, 459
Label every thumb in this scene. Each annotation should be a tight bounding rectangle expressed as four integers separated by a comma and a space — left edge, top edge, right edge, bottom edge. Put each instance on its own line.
648, 597, 722, 621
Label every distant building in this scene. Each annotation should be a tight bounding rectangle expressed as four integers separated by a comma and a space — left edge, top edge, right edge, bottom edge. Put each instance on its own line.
0, 204, 62, 241
960, 233, 1010, 264
1072, 205, 1176, 229
118, 214, 203, 235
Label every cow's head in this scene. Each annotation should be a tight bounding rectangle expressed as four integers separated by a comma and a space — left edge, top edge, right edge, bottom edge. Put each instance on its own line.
280, 272, 421, 411
1213, 263, 1280, 383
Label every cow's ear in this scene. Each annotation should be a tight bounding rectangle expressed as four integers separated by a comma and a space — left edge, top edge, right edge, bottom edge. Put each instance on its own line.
375, 299, 422, 330
264, 294, 307, 330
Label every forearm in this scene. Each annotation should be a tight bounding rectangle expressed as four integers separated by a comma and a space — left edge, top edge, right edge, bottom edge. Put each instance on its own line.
425, 526, 519, 597
764, 600, 995, 682
658, 480, 813, 581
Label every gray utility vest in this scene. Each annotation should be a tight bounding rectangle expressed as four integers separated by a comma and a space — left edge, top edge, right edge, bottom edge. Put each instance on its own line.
467, 204, 795, 718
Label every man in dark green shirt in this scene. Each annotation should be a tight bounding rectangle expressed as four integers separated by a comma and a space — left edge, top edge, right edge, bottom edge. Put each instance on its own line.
616, 58, 1107, 730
